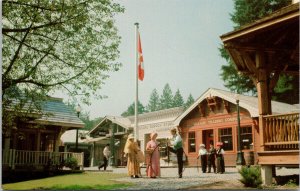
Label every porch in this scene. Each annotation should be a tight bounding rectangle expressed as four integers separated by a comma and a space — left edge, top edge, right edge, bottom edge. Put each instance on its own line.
2, 149, 84, 171
220, 2, 299, 185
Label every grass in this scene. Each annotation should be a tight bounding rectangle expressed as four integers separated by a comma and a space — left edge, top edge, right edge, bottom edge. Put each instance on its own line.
2, 172, 132, 190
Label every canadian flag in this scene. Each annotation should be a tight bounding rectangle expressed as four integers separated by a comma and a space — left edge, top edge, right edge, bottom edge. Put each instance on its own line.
138, 33, 144, 81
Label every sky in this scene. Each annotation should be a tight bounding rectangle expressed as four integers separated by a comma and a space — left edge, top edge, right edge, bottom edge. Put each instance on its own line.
76, 0, 235, 119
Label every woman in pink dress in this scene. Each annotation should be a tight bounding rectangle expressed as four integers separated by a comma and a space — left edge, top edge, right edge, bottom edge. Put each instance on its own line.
146, 132, 161, 178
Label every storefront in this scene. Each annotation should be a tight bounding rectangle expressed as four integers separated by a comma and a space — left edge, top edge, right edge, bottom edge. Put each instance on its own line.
174, 88, 298, 167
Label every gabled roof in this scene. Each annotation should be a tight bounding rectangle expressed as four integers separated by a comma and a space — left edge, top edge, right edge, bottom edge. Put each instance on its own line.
89, 115, 131, 134
174, 88, 299, 126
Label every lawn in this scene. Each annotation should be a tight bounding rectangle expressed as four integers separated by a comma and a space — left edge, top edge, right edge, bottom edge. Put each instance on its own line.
2, 172, 132, 190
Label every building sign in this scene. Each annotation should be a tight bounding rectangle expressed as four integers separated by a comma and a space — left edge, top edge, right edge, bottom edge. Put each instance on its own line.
140, 122, 174, 132
192, 116, 249, 126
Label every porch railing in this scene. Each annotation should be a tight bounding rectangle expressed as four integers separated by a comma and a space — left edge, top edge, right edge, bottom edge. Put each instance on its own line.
263, 112, 299, 150
2, 149, 84, 170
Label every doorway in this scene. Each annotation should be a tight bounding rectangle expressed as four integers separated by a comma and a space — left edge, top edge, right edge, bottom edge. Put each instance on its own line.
202, 129, 214, 150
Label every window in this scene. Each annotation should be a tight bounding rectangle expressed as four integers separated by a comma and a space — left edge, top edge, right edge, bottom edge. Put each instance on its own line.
188, 132, 196, 152
240, 126, 253, 150
219, 128, 233, 151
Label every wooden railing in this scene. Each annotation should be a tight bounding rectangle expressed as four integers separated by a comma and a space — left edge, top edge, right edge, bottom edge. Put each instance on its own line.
263, 112, 299, 150
2, 149, 84, 170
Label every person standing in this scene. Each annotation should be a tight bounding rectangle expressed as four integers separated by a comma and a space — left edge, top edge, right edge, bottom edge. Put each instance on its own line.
216, 142, 225, 174
197, 144, 207, 173
146, 132, 161, 178
98, 144, 110, 171
207, 143, 216, 173
123, 134, 141, 178
167, 128, 184, 178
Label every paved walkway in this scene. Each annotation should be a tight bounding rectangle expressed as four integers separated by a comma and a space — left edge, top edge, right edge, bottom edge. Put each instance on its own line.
84, 166, 299, 190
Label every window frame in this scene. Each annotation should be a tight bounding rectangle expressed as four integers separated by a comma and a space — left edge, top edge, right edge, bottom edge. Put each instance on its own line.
188, 131, 196, 153
218, 127, 233, 151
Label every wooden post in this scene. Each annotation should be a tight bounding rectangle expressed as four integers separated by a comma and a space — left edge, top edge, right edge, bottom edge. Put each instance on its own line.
256, 51, 271, 152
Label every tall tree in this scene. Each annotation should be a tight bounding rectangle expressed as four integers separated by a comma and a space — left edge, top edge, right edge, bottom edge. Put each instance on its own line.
147, 89, 160, 112
121, 101, 146, 117
159, 84, 173, 110
2, 0, 124, 123
185, 94, 195, 109
220, 0, 296, 101
173, 89, 184, 108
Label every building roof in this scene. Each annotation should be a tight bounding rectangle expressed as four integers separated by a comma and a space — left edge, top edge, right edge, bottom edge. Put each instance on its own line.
89, 115, 132, 134
220, 3, 299, 76
174, 88, 299, 125
89, 107, 184, 135
33, 97, 84, 128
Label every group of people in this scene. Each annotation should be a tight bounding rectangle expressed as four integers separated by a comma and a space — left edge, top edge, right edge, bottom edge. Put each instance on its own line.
120, 128, 184, 179
98, 127, 225, 179
197, 142, 225, 174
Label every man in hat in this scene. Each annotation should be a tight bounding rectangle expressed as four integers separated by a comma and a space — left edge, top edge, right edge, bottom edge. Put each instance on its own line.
216, 142, 225, 173
197, 143, 207, 173
167, 128, 184, 178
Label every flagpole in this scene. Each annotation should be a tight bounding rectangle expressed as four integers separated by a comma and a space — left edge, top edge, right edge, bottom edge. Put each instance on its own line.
134, 22, 139, 142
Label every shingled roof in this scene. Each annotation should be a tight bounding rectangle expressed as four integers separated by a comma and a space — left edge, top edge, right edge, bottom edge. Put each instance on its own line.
32, 97, 84, 128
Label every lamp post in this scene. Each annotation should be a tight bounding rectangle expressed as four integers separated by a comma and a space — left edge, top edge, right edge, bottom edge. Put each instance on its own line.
235, 95, 245, 166
75, 104, 81, 152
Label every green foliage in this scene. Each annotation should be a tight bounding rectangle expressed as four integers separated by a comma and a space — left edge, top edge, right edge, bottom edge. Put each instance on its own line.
159, 83, 174, 110
185, 94, 195, 109
2, 0, 124, 126
147, 89, 160, 112
121, 101, 146, 117
220, 0, 292, 96
64, 157, 78, 170
273, 74, 299, 104
173, 89, 184, 108
239, 166, 262, 188
231, 0, 291, 28
122, 83, 194, 115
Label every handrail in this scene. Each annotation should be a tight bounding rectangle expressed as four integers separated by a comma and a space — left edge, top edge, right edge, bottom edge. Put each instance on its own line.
263, 112, 299, 149
2, 150, 84, 170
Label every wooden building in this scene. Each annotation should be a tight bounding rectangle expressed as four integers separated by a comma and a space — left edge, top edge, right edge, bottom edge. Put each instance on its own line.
2, 97, 85, 173
174, 88, 298, 167
220, 2, 299, 185
87, 107, 183, 167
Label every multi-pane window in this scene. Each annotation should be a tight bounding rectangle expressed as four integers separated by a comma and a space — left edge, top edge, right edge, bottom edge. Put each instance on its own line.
240, 126, 253, 150
219, 128, 233, 151
188, 132, 196, 152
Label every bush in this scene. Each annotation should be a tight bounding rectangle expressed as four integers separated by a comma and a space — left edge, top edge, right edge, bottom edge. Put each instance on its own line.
64, 157, 78, 170
239, 165, 262, 188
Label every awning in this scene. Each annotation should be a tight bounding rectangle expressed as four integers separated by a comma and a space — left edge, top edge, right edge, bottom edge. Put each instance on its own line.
82, 136, 108, 143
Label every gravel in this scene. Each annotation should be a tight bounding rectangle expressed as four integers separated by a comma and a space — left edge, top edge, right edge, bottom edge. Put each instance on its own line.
85, 166, 299, 190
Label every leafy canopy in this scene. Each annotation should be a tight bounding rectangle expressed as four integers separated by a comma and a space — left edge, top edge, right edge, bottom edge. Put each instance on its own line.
3, 0, 124, 110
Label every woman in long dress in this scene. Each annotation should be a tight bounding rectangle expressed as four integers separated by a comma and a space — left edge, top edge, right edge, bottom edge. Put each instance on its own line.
146, 132, 160, 178
123, 134, 141, 178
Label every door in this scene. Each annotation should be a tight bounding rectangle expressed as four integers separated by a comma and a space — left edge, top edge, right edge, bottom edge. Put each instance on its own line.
203, 129, 214, 150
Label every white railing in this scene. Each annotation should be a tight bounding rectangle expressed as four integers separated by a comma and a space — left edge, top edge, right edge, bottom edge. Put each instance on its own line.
2, 149, 84, 170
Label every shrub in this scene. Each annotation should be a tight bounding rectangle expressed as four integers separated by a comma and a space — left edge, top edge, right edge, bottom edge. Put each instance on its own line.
64, 157, 78, 170
239, 165, 262, 188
